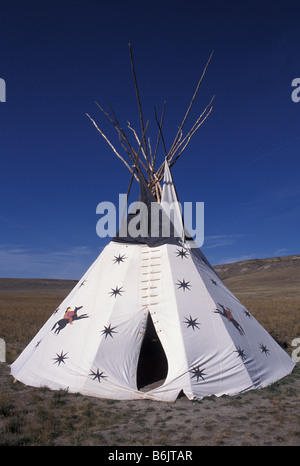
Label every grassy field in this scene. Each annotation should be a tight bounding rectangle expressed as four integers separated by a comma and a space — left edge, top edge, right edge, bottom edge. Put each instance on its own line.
0, 256, 299, 446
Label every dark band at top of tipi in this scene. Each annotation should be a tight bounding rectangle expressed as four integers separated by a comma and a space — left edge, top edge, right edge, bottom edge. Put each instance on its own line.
86, 44, 215, 203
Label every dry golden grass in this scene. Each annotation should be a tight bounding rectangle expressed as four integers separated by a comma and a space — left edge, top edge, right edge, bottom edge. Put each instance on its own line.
242, 298, 300, 351
0, 293, 64, 363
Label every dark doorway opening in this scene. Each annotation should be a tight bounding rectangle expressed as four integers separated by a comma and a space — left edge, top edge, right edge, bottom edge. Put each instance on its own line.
136, 313, 168, 390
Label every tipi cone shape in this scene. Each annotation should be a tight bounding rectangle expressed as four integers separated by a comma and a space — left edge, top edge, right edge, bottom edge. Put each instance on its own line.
11, 163, 295, 402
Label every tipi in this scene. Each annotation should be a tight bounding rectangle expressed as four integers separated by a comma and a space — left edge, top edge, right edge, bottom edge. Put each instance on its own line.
11, 47, 295, 402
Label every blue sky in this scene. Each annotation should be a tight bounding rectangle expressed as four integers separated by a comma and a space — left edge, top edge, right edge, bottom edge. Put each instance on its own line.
0, 0, 299, 279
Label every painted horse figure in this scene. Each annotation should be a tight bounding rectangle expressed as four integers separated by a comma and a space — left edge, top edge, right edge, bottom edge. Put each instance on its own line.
214, 303, 245, 335
51, 306, 89, 334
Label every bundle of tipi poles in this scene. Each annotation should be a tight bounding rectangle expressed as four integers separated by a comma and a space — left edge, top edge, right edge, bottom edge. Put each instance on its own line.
86, 44, 214, 202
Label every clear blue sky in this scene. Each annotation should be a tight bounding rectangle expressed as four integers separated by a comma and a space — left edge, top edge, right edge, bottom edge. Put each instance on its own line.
0, 0, 299, 279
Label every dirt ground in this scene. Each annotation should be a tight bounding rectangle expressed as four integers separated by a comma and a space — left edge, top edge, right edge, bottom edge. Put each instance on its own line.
0, 362, 299, 446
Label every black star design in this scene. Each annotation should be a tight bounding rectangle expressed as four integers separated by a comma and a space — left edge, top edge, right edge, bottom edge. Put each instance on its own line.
183, 315, 200, 331
176, 248, 189, 259
243, 309, 252, 318
53, 307, 60, 315
79, 280, 87, 287
109, 286, 124, 298
113, 254, 127, 264
176, 279, 191, 291
259, 342, 270, 356
211, 279, 217, 285
101, 324, 117, 339
190, 365, 206, 382
89, 368, 107, 383
234, 346, 247, 361
53, 351, 69, 366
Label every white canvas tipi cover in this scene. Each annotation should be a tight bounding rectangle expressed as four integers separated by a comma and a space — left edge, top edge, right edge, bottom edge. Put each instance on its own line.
11, 164, 295, 401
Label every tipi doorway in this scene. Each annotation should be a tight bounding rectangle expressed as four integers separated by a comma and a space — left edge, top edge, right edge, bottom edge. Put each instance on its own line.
136, 313, 168, 391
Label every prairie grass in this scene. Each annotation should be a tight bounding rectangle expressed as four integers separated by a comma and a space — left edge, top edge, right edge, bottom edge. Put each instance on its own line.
0, 293, 63, 362
242, 297, 300, 351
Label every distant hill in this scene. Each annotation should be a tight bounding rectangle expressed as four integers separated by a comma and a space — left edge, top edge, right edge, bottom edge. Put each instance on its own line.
215, 254, 300, 300
0, 277, 78, 294
214, 254, 300, 279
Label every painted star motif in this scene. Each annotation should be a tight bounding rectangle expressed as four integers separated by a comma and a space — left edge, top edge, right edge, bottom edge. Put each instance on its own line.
113, 254, 127, 264
53, 351, 69, 366
243, 309, 252, 318
176, 279, 191, 291
176, 248, 189, 259
211, 279, 217, 285
101, 324, 117, 339
190, 365, 206, 382
259, 342, 270, 356
234, 346, 247, 361
79, 280, 87, 287
109, 286, 124, 298
183, 315, 200, 331
89, 368, 107, 383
